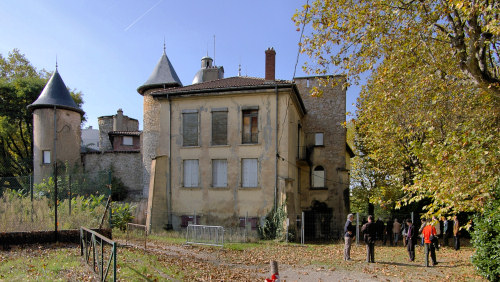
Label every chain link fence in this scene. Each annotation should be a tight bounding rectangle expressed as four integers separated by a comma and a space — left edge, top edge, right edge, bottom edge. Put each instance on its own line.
0, 171, 112, 232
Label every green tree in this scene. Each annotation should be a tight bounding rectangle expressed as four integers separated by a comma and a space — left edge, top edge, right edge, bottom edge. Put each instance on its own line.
294, 0, 499, 216
0, 49, 84, 177
293, 0, 499, 97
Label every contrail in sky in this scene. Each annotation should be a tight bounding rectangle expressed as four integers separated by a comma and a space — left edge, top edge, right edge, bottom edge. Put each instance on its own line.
124, 0, 163, 31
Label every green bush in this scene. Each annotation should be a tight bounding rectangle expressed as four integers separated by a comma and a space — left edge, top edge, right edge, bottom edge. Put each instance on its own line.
471, 181, 500, 282
258, 204, 287, 241
111, 202, 136, 231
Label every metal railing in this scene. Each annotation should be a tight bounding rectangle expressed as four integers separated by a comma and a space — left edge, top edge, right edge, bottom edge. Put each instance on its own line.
186, 224, 224, 247
126, 223, 147, 250
80, 227, 117, 282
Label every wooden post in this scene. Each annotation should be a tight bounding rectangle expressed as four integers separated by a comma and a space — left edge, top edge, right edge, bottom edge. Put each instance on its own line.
270, 260, 279, 277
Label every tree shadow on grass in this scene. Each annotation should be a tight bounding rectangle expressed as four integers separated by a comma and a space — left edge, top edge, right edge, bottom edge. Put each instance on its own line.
125, 265, 154, 282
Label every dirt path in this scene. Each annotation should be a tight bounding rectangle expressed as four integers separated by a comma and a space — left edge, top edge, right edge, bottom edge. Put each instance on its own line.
117, 239, 399, 281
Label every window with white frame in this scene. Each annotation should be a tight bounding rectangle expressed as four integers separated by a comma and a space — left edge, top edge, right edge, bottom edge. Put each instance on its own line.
242, 158, 258, 187
183, 111, 198, 146
183, 159, 199, 187
42, 150, 51, 164
312, 165, 325, 188
315, 133, 324, 146
122, 136, 133, 146
212, 159, 227, 187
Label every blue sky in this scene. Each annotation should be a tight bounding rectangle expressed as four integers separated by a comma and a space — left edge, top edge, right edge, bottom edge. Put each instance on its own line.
0, 0, 359, 129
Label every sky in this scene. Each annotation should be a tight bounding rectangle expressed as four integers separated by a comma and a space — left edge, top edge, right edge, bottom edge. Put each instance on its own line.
0, 0, 359, 129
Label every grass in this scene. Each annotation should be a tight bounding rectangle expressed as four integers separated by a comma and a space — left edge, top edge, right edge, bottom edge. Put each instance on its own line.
0, 234, 485, 281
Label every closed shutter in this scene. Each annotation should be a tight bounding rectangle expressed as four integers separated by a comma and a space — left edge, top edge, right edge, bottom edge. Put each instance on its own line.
212, 159, 227, 187
183, 112, 198, 146
242, 158, 258, 187
183, 160, 199, 187
212, 111, 227, 145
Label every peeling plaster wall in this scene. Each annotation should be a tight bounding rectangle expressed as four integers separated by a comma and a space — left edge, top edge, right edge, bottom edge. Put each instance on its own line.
146, 88, 302, 229
33, 108, 82, 183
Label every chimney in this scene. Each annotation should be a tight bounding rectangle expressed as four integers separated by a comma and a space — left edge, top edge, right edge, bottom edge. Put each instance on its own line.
265, 47, 276, 81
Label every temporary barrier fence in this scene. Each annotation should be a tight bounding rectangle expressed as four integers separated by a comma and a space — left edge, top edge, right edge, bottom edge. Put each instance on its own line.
185, 224, 224, 247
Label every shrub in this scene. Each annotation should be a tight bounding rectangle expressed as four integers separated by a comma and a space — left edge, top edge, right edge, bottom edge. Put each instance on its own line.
111, 202, 136, 231
258, 204, 287, 241
471, 181, 500, 282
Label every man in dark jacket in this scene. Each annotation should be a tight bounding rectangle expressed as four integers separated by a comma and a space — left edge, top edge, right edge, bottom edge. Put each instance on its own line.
361, 215, 377, 263
344, 213, 355, 261
406, 219, 417, 262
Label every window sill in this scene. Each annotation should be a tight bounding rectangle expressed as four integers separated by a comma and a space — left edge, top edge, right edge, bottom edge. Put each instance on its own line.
239, 186, 261, 190
310, 187, 328, 190
209, 144, 230, 148
210, 186, 230, 189
240, 143, 259, 146
181, 186, 201, 189
181, 146, 201, 149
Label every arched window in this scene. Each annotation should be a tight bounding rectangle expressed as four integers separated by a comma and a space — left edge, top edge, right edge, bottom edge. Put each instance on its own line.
312, 166, 325, 188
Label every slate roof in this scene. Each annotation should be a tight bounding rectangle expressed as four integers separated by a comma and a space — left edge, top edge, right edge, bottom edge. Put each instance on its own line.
137, 51, 183, 94
28, 69, 84, 114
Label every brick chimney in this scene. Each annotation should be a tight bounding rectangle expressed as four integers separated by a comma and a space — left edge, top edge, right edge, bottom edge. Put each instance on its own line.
265, 47, 276, 81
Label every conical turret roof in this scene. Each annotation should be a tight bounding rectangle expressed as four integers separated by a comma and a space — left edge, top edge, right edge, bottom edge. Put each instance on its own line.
137, 51, 183, 94
28, 69, 84, 114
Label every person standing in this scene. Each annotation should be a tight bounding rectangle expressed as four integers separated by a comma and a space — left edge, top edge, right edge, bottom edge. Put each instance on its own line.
453, 215, 460, 250
393, 218, 402, 246
362, 215, 377, 263
442, 216, 449, 247
432, 216, 441, 249
405, 219, 417, 262
386, 218, 394, 246
419, 218, 428, 246
344, 213, 355, 261
422, 219, 438, 267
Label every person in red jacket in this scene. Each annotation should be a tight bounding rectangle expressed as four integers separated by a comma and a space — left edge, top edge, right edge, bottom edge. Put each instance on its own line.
422, 219, 438, 267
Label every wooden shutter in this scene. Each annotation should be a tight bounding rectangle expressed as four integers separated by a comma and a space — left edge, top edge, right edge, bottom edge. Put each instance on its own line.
242, 158, 258, 187
212, 159, 227, 187
212, 111, 227, 145
183, 160, 199, 187
183, 112, 198, 146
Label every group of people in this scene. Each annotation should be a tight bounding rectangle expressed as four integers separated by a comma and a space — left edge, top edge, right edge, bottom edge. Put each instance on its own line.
343, 214, 461, 267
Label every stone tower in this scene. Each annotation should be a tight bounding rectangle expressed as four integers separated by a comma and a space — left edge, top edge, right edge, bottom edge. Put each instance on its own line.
28, 68, 84, 183
137, 47, 182, 198
28, 67, 84, 183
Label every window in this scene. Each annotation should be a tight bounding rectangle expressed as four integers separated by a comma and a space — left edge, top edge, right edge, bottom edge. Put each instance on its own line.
183, 111, 198, 146
315, 133, 324, 146
312, 166, 325, 188
242, 109, 258, 143
42, 150, 51, 164
183, 160, 199, 187
212, 159, 227, 187
122, 136, 133, 146
242, 158, 258, 187
211, 110, 227, 145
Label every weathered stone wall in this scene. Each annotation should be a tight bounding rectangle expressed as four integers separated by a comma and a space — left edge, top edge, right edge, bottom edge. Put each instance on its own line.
82, 152, 143, 200
141, 92, 162, 199
294, 76, 348, 237
98, 116, 113, 151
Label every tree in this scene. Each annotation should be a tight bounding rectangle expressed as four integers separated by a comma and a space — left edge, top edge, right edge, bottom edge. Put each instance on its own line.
0, 49, 84, 177
293, 0, 499, 97
293, 1, 499, 216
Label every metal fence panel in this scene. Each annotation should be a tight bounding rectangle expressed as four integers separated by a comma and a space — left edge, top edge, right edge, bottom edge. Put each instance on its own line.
185, 224, 224, 247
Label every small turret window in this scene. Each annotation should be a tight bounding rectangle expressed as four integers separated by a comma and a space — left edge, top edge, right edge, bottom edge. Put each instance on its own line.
43, 150, 51, 164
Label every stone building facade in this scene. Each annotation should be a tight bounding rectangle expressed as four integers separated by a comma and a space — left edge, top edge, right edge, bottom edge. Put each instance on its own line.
140, 48, 353, 239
